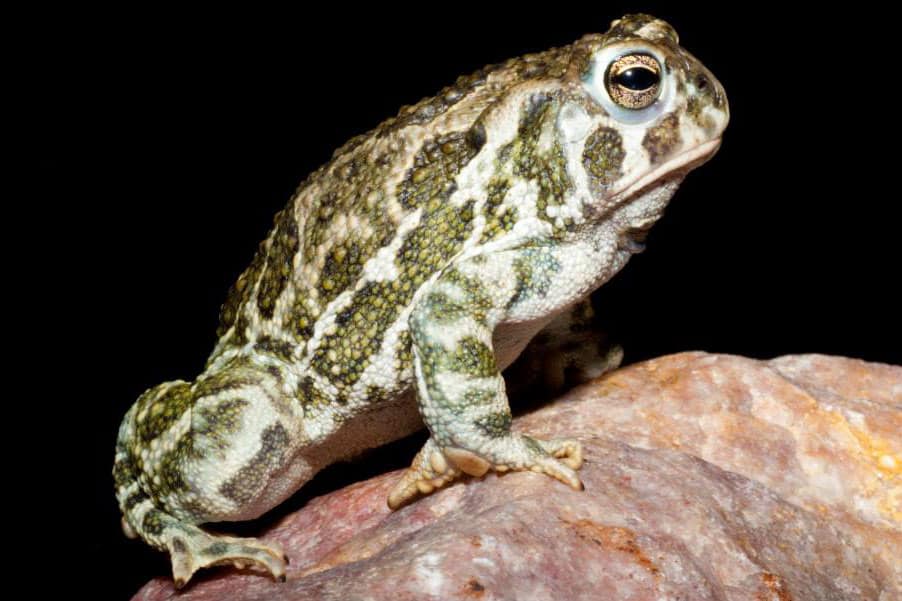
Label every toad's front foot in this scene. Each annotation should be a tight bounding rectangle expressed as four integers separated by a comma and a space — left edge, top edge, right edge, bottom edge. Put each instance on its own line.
387, 434, 583, 509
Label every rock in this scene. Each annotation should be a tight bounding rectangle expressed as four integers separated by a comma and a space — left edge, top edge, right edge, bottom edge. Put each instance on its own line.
132, 353, 901, 601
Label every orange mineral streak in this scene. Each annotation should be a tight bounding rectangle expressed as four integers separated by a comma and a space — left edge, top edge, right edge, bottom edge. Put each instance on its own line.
564, 518, 660, 577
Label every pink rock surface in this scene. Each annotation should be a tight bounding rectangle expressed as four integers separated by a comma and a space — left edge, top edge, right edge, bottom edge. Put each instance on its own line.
133, 353, 901, 600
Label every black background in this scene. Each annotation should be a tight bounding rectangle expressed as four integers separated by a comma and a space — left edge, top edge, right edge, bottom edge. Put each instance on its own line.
30, 4, 899, 598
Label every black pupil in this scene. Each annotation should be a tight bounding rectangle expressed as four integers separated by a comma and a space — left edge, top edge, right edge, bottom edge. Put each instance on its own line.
614, 67, 658, 91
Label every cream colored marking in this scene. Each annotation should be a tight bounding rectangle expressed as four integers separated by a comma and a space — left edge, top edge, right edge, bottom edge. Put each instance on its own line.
431, 372, 502, 405
362, 207, 424, 282
635, 20, 676, 43
558, 102, 592, 144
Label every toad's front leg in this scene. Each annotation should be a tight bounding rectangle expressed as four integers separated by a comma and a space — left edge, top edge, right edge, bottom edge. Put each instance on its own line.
388, 249, 584, 509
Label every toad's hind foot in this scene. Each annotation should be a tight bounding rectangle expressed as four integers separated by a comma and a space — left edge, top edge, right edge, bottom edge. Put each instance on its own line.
387, 435, 583, 509
133, 507, 287, 588
169, 528, 287, 588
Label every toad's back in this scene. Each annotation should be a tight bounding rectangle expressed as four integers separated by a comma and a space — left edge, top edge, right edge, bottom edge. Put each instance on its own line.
208, 44, 575, 403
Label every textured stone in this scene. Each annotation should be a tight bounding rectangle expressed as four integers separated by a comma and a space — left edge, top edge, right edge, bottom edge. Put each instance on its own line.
133, 353, 901, 600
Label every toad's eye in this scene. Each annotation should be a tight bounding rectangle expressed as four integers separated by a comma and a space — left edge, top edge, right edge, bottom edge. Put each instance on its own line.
605, 54, 661, 110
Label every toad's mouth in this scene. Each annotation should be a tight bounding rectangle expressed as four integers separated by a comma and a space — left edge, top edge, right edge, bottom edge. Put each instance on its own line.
610, 137, 722, 204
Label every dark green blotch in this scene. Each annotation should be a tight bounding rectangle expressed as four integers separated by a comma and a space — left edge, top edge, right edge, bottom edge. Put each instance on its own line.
257, 209, 300, 319
583, 126, 625, 188
158, 434, 196, 495
507, 247, 561, 309
202, 542, 229, 556
194, 398, 249, 450
289, 297, 317, 343
443, 336, 496, 378
231, 312, 252, 347
302, 191, 336, 263
442, 268, 495, 325
195, 356, 260, 399
319, 240, 368, 304
297, 375, 336, 412
122, 489, 147, 510
364, 385, 394, 406
480, 180, 517, 242
136, 382, 193, 444
217, 239, 267, 339
395, 329, 413, 371
113, 452, 137, 490
642, 113, 682, 163
473, 410, 512, 438
219, 423, 289, 505
483, 179, 511, 217
398, 131, 482, 210
142, 509, 166, 536
254, 337, 296, 363
421, 291, 469, 324
462, 387, 496, 407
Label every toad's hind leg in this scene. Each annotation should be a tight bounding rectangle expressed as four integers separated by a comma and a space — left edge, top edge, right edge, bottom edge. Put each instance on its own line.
114, 437, 287, 587
389, 250, 585, 508
114, 362, 298, 587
